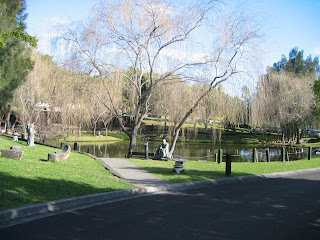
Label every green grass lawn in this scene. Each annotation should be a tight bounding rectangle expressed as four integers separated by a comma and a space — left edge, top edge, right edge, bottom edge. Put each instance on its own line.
0, 135, 132, 211
127, 157, 320, 184
2, 131, 319, 211
62, 133, 122, 142
302, 138, 320, 147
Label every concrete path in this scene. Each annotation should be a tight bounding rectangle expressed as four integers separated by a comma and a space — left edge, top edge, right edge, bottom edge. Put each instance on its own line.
97, 158, 170, 188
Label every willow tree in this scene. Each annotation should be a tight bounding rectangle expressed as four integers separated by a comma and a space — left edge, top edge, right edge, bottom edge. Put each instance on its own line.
252, 47, 319, 143
60, 0, 212, 157
59, 0, 260, 156
152, 78, 200, 137
252, 71, 314, 143
13, 51, 95, 139
167, 2, 260, 155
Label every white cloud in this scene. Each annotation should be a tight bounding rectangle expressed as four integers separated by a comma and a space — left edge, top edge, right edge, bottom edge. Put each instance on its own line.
105, 47, 126, 54
32, 17, 70, 56
314, 47, 320, 56
48, 16, 71, 27
161, 48, 187, 61
160, 48, 209, 62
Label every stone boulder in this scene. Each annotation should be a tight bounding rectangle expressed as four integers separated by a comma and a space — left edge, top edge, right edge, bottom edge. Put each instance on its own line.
1, 145, 24, 160
48, 145, 71, 162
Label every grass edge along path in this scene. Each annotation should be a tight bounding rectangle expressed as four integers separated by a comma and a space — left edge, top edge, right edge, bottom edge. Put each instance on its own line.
127, 157, 320, 184
0, 135, 132, 211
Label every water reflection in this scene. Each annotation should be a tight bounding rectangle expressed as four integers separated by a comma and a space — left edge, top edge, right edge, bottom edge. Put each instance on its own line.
64, 140, 310, 162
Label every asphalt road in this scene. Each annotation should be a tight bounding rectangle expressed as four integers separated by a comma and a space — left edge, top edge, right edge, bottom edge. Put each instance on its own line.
1, 171, 320, 240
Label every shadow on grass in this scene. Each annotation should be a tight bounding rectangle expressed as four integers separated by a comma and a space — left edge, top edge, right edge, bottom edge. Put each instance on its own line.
138, 166, 252, 183
0, 172, 122, 211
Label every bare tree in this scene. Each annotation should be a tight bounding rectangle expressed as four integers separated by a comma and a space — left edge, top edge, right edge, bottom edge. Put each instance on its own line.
167, 3, 260, 155
59, 0, 213, 157
55, 0, 261, 156
152, 77, 201, 137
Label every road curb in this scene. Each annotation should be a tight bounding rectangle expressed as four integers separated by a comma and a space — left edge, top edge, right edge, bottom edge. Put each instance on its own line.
1, 167, 320, 228
0, 187, 161, 229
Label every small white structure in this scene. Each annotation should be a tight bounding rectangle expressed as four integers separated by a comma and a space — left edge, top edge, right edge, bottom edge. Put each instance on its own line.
12, 132, 19, 142
170, 157, 187, 174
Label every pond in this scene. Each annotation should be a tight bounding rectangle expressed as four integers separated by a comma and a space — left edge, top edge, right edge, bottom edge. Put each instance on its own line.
51, 140, 312, 162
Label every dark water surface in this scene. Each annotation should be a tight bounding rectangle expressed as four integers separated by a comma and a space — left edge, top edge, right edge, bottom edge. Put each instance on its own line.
53, 140, 312, 162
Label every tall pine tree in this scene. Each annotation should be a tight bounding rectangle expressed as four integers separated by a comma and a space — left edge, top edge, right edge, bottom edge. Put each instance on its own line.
272, 47, 319, 78
0, 0, 36, 132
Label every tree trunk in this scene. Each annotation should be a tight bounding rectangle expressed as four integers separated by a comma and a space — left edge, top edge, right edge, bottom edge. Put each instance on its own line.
169, 85, 216, 155
296, 128, 301, 144
5, 103, 12, 134
127, 127, 138, 158
93, 121, 97, 137
163, 116, 167, 133
104, 123, 108, 137
78, 123, 82, 137
126, 109, 148, 158
22, 121, 27, 139
62, 125, 65, 139
169, 127, 180, 156
11, 118, 18, 131
45, 109, 50, 126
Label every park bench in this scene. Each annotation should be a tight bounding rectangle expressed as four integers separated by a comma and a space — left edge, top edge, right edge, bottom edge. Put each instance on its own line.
1, 145, 24, 160
131, 151, 155, 158
48, 145, 71, 162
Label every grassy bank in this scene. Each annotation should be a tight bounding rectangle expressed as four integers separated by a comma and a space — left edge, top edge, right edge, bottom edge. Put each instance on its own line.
0, 135, 132, 211
127, 157, 320, 184
61, 133, 122, 142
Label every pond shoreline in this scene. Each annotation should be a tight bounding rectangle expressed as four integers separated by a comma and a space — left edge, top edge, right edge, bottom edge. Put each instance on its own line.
64, 139, 122, 143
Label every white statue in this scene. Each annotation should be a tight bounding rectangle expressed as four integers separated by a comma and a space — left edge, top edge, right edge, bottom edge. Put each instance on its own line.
12, 131, 19, 142
26, 124, 36, 147
154, 139, 172, 160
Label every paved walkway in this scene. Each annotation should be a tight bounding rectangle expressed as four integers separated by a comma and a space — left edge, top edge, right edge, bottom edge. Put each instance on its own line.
97, 158, 170, 188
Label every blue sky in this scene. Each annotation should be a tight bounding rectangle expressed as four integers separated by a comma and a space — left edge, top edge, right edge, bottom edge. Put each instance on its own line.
25, 0, 320, 79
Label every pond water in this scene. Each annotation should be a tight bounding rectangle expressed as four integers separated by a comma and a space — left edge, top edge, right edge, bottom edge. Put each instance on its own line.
51, 140, 312, 162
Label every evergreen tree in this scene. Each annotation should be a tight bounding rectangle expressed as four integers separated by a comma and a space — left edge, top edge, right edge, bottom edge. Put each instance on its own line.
286, 47, 298, 73
272, 47, 319, 78
272, 54, 287, 73
0, 0, 35, 132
